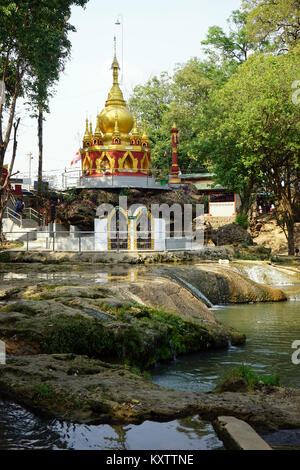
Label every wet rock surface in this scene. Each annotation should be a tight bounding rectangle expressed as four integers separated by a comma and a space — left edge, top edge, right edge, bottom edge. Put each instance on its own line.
0, 280, 245, 369
0, 354, 300, 431
0, 260, 296, 434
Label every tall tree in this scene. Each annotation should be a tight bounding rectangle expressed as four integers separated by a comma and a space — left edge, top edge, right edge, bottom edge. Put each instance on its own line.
198, 51, 300, 254
129, 59, 226, 172
0, 0, 89, 232
201, 9, 267, 73
243, 0, 300, 52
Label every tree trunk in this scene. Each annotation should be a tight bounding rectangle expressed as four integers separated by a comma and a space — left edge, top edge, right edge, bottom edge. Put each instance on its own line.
0, 118, 20, 239
286, 220, 295, 256
37, 107, 43, 226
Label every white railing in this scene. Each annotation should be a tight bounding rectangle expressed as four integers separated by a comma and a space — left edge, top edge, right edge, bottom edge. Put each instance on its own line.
2, 230, 209, 252
3, 207, 23, 227
61, 168, 169, 190
24, 207, 45, 225
4, 206, 45, 227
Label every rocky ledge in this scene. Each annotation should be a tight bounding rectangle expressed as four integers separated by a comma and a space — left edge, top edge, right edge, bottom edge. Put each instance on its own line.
0, 354, 300, 432
0, 281, 245, 368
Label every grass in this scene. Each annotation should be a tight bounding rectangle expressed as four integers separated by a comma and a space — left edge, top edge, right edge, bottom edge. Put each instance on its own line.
227, 364, 280, 388
34, 384, 53, 398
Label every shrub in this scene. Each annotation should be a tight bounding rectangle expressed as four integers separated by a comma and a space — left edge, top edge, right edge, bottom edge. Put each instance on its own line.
233, 364, 280, 388
235, 213, 249, 230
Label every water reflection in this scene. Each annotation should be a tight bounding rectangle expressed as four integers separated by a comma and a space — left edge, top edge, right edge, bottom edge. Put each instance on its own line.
0, 400, 222, 450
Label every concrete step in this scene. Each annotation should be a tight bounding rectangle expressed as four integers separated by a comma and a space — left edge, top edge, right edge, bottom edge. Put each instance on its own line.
3, 219, 38, 241
213, 416, 272, 450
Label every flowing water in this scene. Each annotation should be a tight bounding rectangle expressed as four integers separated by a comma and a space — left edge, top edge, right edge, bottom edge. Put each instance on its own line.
0, 262, 299, 450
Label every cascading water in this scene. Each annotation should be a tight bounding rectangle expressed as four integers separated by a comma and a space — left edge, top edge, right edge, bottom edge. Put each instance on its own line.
233, 263, 298, 287
172, 274, 214, 308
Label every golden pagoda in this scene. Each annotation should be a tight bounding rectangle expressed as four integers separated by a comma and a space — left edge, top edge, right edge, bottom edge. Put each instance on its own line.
80, 38, 151, 178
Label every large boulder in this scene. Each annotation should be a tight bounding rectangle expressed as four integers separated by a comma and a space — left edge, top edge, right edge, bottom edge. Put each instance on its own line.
212, 223, 253, 246
56, 200, 96, 231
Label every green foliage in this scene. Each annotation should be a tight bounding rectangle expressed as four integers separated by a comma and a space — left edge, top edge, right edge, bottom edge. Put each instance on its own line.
235, 213, 249, 230
41, 302, 220, 370
243, 0, 300, 52
64, 188, 78, 202
42, 314, 120, 359
34, 384, 53, 398
198, 51, 299, 253
201, 9, 267, 69
129, 58, 227, 172
2, 303, 37, 316
234, 364, 280, 388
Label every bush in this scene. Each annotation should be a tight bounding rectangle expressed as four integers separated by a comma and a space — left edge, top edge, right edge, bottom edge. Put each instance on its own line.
233, 364, 280, 388
235, 213, 249, 230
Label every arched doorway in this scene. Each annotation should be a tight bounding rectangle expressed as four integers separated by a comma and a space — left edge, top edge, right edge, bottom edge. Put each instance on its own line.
107, 208, 129, 250
134, 209, 154, 250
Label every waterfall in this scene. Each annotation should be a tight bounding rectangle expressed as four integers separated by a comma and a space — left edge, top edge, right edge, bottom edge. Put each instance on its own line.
234, 264, 298, 286
173, 274, 214, 308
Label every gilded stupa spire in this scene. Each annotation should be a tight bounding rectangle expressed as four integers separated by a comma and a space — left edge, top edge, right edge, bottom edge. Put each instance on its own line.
106, 36, 125, 106
94, 117, 102, 138
83, 118, 90, 142
131, 115, 139, 138
142, 120, 148, 139
137, 121, 142, 139
97, 37, 134, 145
89, 121, 93, 138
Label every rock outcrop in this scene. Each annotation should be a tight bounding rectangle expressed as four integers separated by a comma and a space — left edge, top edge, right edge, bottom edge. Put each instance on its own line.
212, 223, 253, 246
0, 354, 299, 431
160, 265, 287, 305
0, 281, 245, 368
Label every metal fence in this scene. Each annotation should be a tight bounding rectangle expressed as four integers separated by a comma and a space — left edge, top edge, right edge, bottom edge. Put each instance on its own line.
2, 230, 209, 253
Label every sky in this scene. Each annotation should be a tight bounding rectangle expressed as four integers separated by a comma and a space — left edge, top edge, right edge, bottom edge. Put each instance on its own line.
11, 0, 241, 184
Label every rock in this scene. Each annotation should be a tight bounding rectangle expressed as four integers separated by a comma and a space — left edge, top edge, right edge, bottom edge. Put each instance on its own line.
214, 376, 250, 393
0, 288, 20, 300
0, 282, 245, 369
212, 223, 253, 246
56, 200, 97, 231
165, 265, 287, 304
213, 416, 272, 450
1, 355, 300, 430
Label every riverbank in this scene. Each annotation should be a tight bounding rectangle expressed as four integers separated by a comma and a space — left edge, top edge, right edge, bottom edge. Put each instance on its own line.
1, 354, 300, 431
0, 260, 299, 441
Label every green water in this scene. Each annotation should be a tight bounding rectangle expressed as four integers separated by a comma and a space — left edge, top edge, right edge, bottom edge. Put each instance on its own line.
151, 301, 300, 391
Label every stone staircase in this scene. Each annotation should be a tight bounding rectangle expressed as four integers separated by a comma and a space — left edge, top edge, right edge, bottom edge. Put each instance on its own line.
3, 199, 45, 241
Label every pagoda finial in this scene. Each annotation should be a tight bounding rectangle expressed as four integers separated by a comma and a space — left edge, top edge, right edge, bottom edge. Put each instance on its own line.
94, 116, 102, 138
137, 121, 142, 138
142, 120, 148, 139
89, 121, 93, 138
83, 118, 90, 142
111, 35, 120, 85
131, 115, 139, 137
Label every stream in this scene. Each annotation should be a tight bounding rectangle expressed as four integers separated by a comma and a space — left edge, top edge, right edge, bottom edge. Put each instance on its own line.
0, 262, 299, 450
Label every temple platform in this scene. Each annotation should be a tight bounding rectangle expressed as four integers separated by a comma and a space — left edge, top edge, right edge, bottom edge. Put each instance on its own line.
62, 170, 170, 190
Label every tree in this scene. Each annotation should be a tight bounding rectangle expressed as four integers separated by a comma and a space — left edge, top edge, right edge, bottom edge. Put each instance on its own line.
201, 9, 267, 73
0, 0, 89, 232
129, 72, 174, 171
129, 59, 227, 172
198, 52, 300, 254
243, 0, 300, 52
